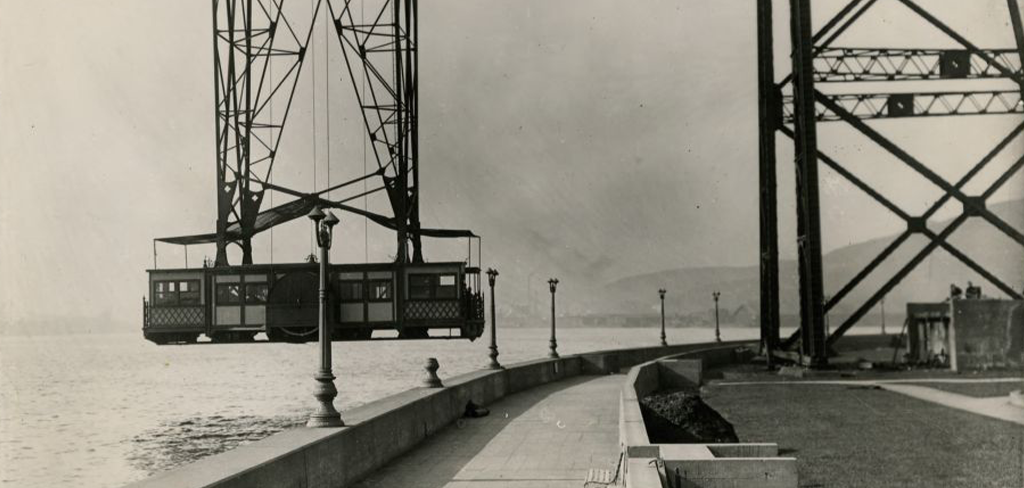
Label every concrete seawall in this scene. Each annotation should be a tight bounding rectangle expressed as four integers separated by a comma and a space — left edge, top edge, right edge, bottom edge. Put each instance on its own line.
126, 340, 755, 488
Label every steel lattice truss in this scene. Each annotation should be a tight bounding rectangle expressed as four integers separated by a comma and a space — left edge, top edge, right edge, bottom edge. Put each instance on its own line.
328, 0, 422, 263
203, 0, 430, 265
213, 0, 320, 265
813, 48, 1022, 82
758, 0, 1024, 365
782, 89, 1024, 122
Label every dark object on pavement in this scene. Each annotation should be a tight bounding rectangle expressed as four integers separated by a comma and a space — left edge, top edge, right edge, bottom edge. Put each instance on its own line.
464, 401, 490, 418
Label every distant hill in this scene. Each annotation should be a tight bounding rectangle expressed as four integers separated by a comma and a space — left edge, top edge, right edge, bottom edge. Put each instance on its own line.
596, 198, 1024, 325
6, 200, 1018, 334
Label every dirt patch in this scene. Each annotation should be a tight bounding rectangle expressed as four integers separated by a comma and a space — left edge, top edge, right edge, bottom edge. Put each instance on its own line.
640, 390, 738, 443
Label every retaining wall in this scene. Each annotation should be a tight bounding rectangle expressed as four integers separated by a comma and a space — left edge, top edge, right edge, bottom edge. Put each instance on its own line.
952, 299, 1024, 369
125, 340, 754, 488
619, 346, 798, 488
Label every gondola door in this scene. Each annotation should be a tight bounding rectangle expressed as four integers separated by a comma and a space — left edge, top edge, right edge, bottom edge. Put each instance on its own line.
266, 270, 319, 342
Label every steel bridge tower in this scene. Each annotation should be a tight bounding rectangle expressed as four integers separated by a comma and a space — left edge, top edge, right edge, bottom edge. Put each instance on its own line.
208, 0, 424, 266
758, 0, 1024, 366
212, 0, 314, 265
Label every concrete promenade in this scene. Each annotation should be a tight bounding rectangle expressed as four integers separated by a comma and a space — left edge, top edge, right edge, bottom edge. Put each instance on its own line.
353, 375, 623, 488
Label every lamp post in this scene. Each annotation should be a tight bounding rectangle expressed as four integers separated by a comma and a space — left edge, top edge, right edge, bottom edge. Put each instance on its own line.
712, 291, 721, 343
306, 206, 344, 428
658, 289, 667, 346
486, 268, 501, 369
548, 278, 559, 358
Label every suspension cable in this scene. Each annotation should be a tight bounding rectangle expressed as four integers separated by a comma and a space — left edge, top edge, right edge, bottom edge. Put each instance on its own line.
269, 25, 274, 265
325, 3, 331, 203
362, 0, 369, 264
309, 0, 317, 257
323, 1, 333, 265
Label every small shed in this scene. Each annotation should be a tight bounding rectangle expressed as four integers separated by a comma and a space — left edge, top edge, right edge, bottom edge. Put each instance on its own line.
905, 302, 952, 367
905, 296, 1024, 371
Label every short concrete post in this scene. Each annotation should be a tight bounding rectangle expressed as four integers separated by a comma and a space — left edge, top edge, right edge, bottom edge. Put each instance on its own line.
424, 357, 443, 388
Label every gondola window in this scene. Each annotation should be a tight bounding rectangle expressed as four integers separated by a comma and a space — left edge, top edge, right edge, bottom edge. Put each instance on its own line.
407, 274, 458, 300
216, 283, 242, 305
153, 281, 176, 305
245, 283, 269, 304
436, 274, 457, 299
369, 281, 392, 302
409, 275, 432, 299
339, 281, 363, 302
154, 280, 200, 305
178, 281, 201, 305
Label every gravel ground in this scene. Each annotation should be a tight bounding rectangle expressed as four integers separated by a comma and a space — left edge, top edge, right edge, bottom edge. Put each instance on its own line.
703, 382, 1023, 488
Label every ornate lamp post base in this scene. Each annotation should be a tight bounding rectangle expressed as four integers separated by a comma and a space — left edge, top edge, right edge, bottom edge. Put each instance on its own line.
548, 342, 559, 359
307, 371, 345, 428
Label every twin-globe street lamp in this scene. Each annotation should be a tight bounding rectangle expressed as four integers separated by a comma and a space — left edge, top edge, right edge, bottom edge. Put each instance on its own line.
486, 268, 501, 369
306, 207, 344, 428
548, 278, 559, 358
712, 291, 722, 343
658, 289, 667, 346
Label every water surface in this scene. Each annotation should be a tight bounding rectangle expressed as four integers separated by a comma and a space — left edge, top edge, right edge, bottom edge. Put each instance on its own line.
0, 326, 758, 487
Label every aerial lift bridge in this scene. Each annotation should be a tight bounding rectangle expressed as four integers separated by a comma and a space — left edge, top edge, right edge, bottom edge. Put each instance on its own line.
145, 0, 485, 344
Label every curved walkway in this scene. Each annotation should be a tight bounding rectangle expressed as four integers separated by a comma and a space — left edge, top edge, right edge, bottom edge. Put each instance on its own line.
353, 375, 623, 488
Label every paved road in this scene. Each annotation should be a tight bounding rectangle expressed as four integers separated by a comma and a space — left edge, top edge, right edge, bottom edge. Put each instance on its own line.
353, 375, 623, 488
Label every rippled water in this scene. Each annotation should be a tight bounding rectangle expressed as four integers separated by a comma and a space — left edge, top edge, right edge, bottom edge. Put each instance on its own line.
0, 326, 758, 488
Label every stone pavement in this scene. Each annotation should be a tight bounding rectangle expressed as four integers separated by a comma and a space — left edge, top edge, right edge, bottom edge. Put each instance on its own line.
353, 375, 624, 488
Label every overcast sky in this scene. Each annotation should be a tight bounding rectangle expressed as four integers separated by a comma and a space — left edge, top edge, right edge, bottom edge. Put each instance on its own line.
2, 0, 1022, 327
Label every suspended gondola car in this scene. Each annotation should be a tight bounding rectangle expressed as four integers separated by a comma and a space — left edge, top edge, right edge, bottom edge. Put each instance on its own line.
144, 261, 484, 344
143, 1, 486, 345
